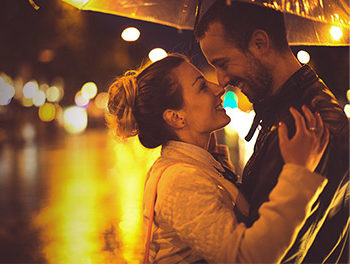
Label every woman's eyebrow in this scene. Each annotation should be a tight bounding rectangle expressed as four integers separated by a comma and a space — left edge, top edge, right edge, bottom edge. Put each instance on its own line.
192, 76, 204, 86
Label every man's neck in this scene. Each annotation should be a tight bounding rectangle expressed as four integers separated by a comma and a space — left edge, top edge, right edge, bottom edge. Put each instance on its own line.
270, 50, 302, 96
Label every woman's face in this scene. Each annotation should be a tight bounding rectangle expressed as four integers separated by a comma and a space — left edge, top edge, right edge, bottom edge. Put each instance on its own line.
174, 61, 231, 135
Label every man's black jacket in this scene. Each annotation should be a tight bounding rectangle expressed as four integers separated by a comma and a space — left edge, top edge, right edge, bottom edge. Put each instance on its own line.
240, 65, 349, 263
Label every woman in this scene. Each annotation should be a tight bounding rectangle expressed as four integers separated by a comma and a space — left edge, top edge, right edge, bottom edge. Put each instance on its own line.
106, 54, 329, 264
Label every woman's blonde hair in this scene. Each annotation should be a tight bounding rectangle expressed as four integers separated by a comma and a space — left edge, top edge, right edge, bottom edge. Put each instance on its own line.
106, 70, 139, 138
106, 54, 188, 148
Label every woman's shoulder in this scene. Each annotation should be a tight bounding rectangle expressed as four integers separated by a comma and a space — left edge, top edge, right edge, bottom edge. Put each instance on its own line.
150, 158, 216, 191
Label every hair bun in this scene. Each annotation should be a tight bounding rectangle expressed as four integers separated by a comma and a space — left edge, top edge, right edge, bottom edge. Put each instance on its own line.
106, 70, 139, 138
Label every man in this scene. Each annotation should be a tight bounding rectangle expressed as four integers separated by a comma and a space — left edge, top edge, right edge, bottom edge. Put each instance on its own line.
195, 1, 349, 263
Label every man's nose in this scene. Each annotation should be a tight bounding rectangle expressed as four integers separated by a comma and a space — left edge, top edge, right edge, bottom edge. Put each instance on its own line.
211, 83, 226, 97
216, 69, 230, 88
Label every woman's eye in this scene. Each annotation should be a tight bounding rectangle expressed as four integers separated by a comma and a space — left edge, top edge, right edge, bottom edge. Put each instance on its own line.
200, 82, 208, 91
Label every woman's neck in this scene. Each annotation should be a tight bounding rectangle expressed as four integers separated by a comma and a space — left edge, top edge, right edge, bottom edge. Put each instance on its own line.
177, 130, 210, 150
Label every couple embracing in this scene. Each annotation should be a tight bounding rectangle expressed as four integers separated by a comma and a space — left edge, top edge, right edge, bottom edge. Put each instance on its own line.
106, 1, 349, 263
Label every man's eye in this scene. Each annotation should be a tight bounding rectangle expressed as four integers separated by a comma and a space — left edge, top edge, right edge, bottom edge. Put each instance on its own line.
219, 63, 228, 70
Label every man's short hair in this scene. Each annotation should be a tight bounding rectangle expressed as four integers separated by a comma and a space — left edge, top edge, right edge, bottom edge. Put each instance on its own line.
195, 0, 289, 52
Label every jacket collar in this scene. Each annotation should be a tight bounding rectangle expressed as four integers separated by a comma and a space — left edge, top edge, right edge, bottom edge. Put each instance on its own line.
245, 65, 318, 141
161, 140, 225, 173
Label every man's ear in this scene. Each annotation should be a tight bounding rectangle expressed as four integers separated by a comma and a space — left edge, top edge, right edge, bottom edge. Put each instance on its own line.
163, 109, 186, 129
248, 30, 270, 57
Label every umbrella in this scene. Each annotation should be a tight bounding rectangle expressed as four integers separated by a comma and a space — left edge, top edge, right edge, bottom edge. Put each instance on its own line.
59, 0, 349, 46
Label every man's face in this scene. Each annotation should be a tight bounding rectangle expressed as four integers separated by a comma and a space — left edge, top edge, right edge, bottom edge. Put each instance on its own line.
199, 22, 273, 104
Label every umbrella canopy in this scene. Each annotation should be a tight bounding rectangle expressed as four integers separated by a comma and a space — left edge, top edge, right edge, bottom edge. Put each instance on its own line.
62, 0, 349, 45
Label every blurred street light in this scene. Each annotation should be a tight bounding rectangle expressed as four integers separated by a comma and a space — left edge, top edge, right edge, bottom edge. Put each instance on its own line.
33, 90, 46, 107
297, 50, 311, 64
39, 103, 56, 122
75, 91, 89, 107
81, 82, 98, 99
46, 86, 60, 102
148, 48, 167, 62
121, 27, 140, 42
330, 26, 343, 41
344, 104, 350, 118
23, 81, 39, 99
94, 92, 108, 110
63, 106, 88, 134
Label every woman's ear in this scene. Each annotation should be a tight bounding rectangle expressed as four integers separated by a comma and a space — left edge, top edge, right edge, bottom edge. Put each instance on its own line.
248, 29, 270, 57
163, 109, 186, 129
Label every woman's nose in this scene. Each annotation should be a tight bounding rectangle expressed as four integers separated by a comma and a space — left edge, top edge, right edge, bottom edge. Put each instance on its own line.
211, 83, 225, 97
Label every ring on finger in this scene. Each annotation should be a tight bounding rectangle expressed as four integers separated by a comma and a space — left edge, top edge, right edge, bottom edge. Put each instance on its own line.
309, 127, 316, 132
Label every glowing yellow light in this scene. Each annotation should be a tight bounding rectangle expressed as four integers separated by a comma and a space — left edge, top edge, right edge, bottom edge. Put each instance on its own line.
23, 81, 39, 98
75, 91, 90, 107
22, 97, 33, 107
344, 104, 350, 118
22, 122, 36, 142
55, 104, 64, 126
297, 50, 310, 64
33, 132, 110, 264
81, 82, 98, 99
61, 0, 90, 8
33, 90, 46, 107
347, 90, 350, 102
330, 26, 343, 41
46, 86, 60, 102
39, 103, 56, 122
111, 137, 160, 262
121, 27, 141, 42
94, 92, 108, 109
148, 48, 167, 62
63, 106, 88, 134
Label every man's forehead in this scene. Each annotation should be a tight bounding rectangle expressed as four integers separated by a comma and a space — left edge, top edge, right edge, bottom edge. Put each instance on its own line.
204, 22, 225, 38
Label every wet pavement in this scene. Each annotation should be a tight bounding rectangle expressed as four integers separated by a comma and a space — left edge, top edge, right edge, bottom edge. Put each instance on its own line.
0, 129, 160, 263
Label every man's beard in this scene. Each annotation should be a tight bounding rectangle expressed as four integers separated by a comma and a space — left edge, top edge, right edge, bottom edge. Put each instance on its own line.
245, 54, 274, 104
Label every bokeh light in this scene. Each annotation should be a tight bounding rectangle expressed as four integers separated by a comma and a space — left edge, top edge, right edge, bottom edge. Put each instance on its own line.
63, 106, 88, 134
81, 82, 98, 99
344, 104, 350, 118
223, 91, 238, 109
22, 122, 36, 142
330, 26, 343, 41
121, 27, 141, 42
38, 49, 55, 63
23, 81, 39, 99
0, 77, 15, 105
75, 91, 90, 107
346, 89, 350, 102
22, 97, 34, 107
148, 48, 167, 62
46, 86, 60, 102
297, 50, 310, 64
33, 90, 46, 107
39, 103, 56, 122
94, 92, 108, 110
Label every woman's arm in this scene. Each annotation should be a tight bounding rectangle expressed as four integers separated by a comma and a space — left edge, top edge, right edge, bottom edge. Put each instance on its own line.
157, 163, 326, 263
156, 107, 329, 263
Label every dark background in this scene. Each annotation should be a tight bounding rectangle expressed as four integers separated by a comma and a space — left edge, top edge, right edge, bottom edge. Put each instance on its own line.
0, 0, 349, 107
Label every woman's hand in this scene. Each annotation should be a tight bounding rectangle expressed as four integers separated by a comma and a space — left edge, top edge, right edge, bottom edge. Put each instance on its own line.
278, 105, 329, 172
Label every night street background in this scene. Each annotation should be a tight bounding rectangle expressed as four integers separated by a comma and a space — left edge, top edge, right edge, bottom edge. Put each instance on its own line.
0, 0, 348, 263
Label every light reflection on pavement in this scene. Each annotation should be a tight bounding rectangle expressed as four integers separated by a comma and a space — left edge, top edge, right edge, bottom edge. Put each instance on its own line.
0, 129, 160, 263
